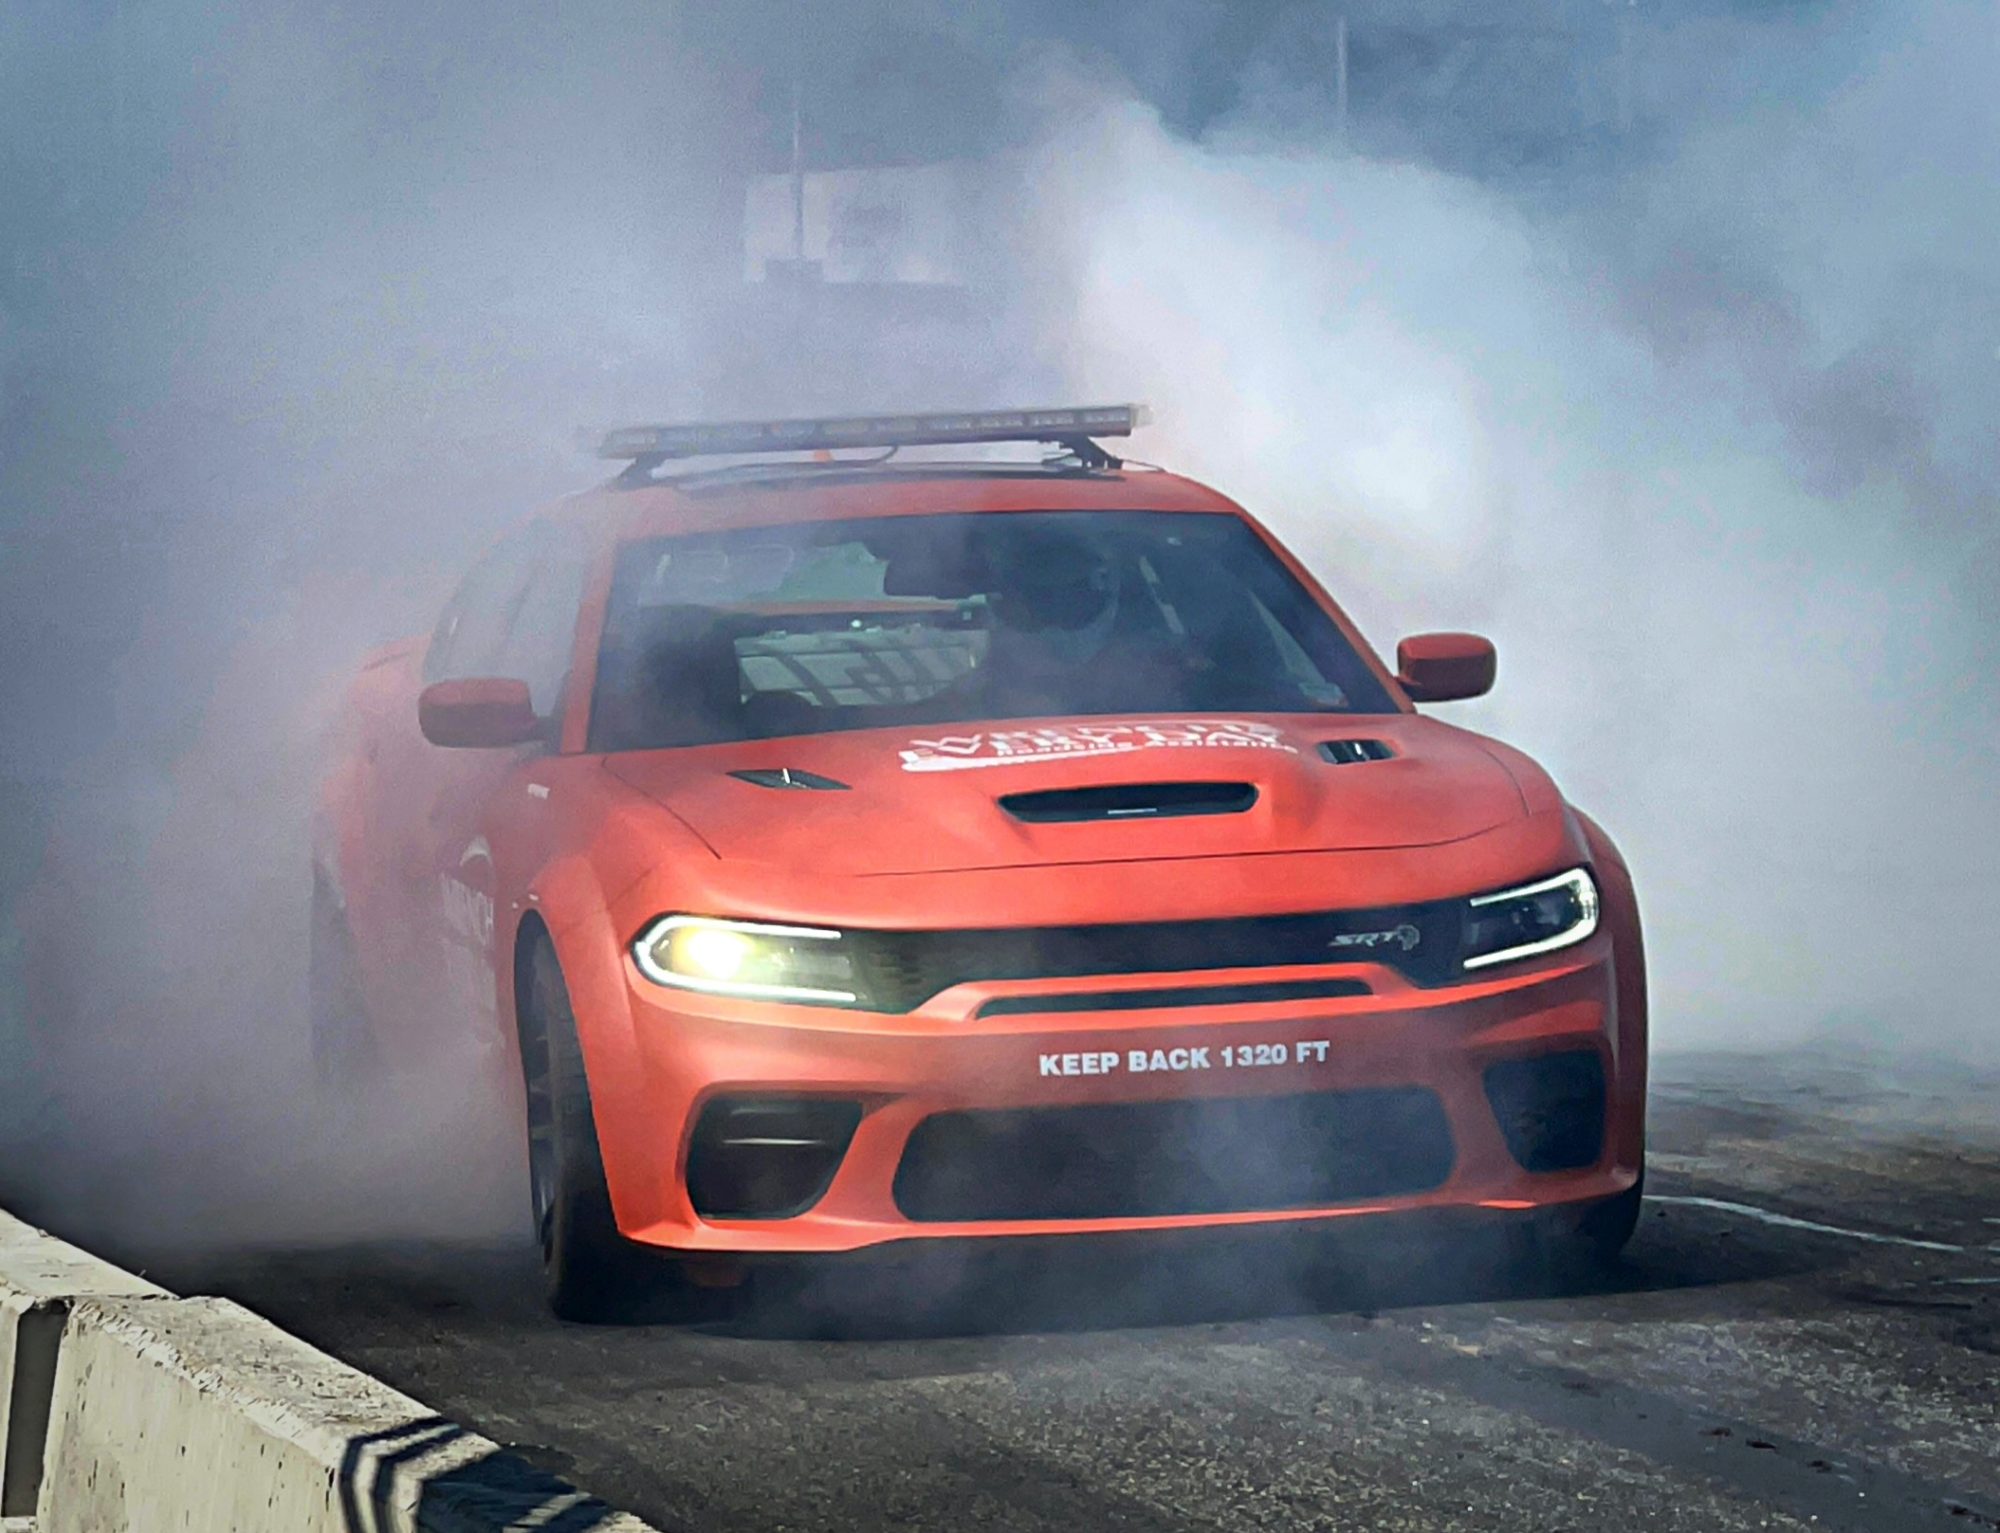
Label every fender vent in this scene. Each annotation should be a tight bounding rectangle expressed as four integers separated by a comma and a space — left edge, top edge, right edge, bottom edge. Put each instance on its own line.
1318, 739, 1394, 765
999, 781, 1258, 824
729, 767, 849, 791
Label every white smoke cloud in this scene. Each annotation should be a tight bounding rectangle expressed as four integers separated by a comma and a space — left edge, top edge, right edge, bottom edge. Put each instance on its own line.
4, 1, 1997, 1255
1008, 8, 2000, 1058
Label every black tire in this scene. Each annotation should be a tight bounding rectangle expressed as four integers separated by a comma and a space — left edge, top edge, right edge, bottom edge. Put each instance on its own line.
1512, 1168, 1645, 1288
1570, 1168, 1645, 1263
518, 933, 662, 1322
308, 871, 380, 1090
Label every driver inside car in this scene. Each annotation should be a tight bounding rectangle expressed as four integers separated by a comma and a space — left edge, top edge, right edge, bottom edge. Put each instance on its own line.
949, 524, 1244, 719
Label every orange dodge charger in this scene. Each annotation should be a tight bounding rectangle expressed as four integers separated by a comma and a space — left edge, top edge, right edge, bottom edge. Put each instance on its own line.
311, 406, 1646, 1320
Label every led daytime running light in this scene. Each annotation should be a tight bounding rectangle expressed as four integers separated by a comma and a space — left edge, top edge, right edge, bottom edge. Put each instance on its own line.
633, 915, 858, 1004
1462, 867, 1600, 971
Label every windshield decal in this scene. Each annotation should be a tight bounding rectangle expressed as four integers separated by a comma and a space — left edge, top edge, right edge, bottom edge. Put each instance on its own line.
898, 720, 1297, 773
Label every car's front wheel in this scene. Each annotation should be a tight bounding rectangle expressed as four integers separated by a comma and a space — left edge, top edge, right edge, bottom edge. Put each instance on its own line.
1514, 1168, 1645, 1287
1574, 1170, 1645, 1258
516, 932, 670, 1322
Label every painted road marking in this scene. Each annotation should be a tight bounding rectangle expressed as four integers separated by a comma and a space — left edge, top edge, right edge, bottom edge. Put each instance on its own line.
1650, 1195, 1975, 1254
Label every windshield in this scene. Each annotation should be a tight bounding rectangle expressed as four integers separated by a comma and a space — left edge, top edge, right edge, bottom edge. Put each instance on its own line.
589, 510, 1392, 751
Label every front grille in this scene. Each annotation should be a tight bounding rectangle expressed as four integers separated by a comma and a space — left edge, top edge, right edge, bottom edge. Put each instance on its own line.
849, 901, 1464, 1013
893, 1088, 1455, 1222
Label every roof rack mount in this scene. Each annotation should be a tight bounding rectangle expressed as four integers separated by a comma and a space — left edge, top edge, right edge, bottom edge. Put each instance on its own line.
596, 404, 1145, 475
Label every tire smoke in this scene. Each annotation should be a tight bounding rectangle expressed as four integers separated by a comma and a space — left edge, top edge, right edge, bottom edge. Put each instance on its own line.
1, 2, 1993, 1256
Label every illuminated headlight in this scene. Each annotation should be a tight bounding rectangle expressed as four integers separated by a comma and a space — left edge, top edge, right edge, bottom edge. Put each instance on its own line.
632, 916, 860, 1004
1462, 868, 1600, 971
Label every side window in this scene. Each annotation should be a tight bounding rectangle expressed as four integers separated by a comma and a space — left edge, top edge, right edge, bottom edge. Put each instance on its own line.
424, 529, 540, 685
494, 527, 591, 717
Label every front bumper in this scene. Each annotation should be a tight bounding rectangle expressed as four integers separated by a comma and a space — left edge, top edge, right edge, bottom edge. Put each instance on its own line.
590, 932, 1640, 1254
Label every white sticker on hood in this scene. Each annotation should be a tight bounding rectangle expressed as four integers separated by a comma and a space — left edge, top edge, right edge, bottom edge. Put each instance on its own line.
898, 720, 1298, 773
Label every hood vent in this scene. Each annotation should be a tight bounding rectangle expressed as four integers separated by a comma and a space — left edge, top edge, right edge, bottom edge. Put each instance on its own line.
729, 767, 850, 791
1318, 739, 1394, 766
999, 781, 1258, 825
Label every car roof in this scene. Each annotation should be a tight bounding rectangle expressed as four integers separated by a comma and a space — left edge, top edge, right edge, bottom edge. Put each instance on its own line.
545, 461, 1252, 548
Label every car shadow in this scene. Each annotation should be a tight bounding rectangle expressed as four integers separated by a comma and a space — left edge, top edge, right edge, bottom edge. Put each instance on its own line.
645, 1197, 1843, 1342
164, 1191, 1853, 1349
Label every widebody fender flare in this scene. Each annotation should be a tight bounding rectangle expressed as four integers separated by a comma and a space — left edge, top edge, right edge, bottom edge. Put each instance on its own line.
513, 851, 663, 1221
1573, 807, 1647, 1170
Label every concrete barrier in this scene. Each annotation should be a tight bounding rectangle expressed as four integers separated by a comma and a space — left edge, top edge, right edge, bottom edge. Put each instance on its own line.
2, 1210, 662, 1532
0, 1211, 166, 1521
39, 1295, 659, 1532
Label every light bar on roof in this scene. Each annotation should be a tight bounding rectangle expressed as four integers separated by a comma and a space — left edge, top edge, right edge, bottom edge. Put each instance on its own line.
595, 404, 1145, 461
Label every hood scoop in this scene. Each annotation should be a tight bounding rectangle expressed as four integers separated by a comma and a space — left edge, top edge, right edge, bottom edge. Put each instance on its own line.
999, 781, 1258, 825
728, 767, 850, 791
1319, 739, 1394, 766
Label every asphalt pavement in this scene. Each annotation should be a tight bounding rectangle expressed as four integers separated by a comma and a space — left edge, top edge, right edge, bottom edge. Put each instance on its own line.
148, 1051, 2000, 1533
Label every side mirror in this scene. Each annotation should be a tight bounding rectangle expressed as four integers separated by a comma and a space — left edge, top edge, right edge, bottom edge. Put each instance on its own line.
418, 678, 542, 749
1396, 632, 1496, 703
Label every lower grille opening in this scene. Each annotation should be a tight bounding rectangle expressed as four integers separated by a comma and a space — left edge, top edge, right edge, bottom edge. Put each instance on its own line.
686, 1097, 862, 1219
893, 1088, 1455, 1222
1482, 1052, 1606, 1172
976, 978, 1371, 1018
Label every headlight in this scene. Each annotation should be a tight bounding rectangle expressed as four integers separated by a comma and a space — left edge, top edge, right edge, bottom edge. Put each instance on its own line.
1462, 868, 1599, 971
632, 915, 861, 1004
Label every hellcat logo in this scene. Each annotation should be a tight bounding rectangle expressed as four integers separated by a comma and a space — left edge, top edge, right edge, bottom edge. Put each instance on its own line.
1327, 923, 1422, 953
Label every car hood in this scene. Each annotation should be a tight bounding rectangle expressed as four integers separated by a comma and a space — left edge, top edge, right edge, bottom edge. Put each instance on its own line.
603, 715, 1534, 877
